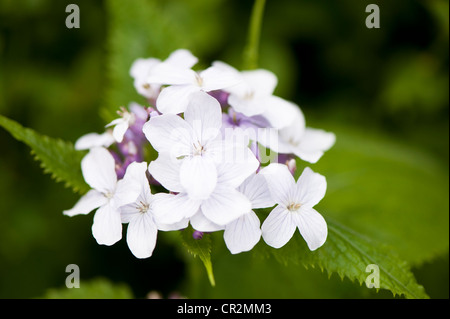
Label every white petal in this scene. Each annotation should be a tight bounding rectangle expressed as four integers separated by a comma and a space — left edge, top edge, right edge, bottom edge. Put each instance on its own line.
241, 69, 278, 96
212, 60, 239, 74
294, 207, 328, 251
129, 58, 162, 98
180, 156, 217, 200
190, 211, 224, 232
238, 173, 275, 209
126, 213, 158, 258
183, 91, 222, 143
224, 211, 261, 254
114, 162, 147, 208
259, 163, 296, 205
120, 202, 140, 223
228, 95, 266, 117
253, 127, 281, 153
74, 132, 115, 150
63, 189, 107, 217
155, 85, 200, 114
151, 192, 201, 225
129, 102, 149, 120
294, 167, 327, 208
156, 218, 189, 231
293, 128, 336, 164
143, 113, 193, 157
105, 117, 123, 127
148, 154, 183, 193
147, 63, 197, 86
130, 57, 160, 79
277, 107, 307, 153
261, 96, 302, 129
112, 120, 129, 143
119, 163, 152, 224
164, 49, 198, 69
216, 145, 259, 188
199, 64, 243, 92
81, 147, 117, 194
201, 185, 251, 226
134, 79, 160, 99
261, 205, 296, 248
92, 202, 122, 246
226, 69, 277, 98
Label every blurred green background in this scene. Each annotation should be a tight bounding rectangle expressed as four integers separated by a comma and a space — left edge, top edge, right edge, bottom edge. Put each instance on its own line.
0, 0, 448, 298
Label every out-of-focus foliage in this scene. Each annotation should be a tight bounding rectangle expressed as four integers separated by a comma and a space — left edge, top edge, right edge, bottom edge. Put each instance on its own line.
42, 278, 134, 299
0, 0, 448, 299
0, 114, 89, 194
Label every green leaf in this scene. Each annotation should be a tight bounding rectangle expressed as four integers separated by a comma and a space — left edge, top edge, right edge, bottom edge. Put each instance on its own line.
308, 123, 449, 266
255, 216, 429, 299
41, 277, 133, 299
0, 114, 89, 194
180, 227, 215, 287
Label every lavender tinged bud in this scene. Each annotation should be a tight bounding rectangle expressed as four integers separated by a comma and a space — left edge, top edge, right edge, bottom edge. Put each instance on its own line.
278, 154, 297, 175
193, 231, 204, 240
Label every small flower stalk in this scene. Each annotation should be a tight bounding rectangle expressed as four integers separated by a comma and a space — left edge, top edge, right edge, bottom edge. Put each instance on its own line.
65, 49, 335, 259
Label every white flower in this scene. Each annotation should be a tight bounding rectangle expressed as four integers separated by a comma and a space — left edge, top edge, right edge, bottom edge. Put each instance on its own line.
216, 62, 299, 129
143, 91, 250, 200
130, 49, 199, 101
63, 147, 141, 246
282, 127, 336, 164
120, 161, 188, 259
148, 146, 259, 227
74, 130, 115, 150
105, 103, 147, 143
258, 105, 335, 164
260, 163, 328, 251
278, 106, 335, 163
130, 57, 162, 100
147, 58, 242, 114
105, 107, 135, 143
223, 173, 275, 254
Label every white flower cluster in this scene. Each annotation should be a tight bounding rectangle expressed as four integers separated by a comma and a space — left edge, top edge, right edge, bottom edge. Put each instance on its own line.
65, 49, 335, 258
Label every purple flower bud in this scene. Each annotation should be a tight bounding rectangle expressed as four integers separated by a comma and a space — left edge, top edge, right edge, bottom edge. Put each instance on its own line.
278, 154, 297, 175
193, 230, 204, 240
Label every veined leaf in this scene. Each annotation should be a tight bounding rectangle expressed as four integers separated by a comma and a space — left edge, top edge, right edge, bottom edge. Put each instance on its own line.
255, 216, 429, 299
180, 227, 215, 287
0, 114, 89, 194
308, 123, 449, 266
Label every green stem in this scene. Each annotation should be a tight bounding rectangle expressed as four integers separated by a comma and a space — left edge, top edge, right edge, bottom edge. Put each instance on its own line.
243, 0, 267, 70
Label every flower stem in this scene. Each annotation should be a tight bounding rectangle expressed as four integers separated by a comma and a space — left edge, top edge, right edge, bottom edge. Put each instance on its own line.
243, 0, 267, 70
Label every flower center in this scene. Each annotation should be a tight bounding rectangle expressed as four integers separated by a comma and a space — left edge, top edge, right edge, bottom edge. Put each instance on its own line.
244, 90, 255, 100
288, 137, 300, 147
117, 106, 135, 125
287, 202, 302, 211
195, 73, 204, 87
104, 191, 114, 199
192, 141, 205, 156
137, 201, 150, 214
